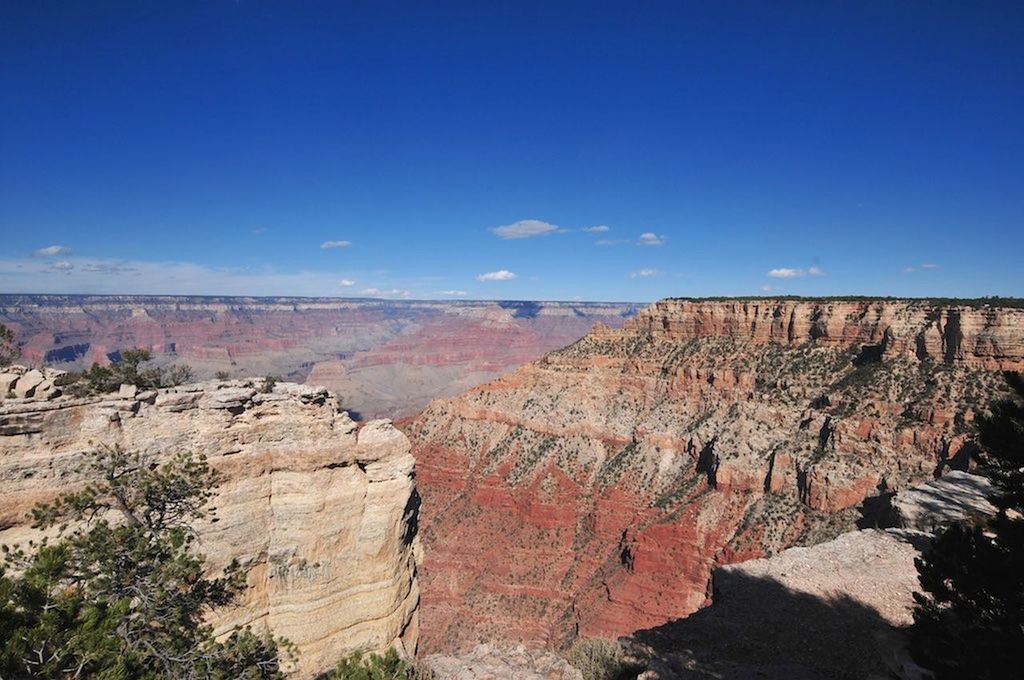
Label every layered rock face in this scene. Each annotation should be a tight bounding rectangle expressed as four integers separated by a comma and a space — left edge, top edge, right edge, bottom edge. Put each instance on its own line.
0, 295, 638, 419
0, 380, 421, 678
409, 298, 1024, 652
624, 471, 996, 679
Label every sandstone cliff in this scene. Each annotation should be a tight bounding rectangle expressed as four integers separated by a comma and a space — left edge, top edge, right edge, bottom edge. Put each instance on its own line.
0, 379, 421, 678
409, 298, 1024, 652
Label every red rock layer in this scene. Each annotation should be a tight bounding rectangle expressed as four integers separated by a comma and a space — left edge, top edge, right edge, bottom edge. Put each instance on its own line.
0, 296, 637, 418
409, 298, 1024, 652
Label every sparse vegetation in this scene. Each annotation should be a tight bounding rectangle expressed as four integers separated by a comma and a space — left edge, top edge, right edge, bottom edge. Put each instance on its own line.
261, 375, 280, 393
58, 348, 194, 396
909, 372, 1024, 679
663, 295, 1024, 309
566, 638, 639, 680
0, 323, 18, 367
215, 370, 231, 380
325, 648, 434, 680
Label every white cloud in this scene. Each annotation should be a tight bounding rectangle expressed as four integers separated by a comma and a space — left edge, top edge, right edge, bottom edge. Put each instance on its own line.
904, 263, 939, 274
638, 232, 665, 246
761, 284, 774, 292
436, 290, 468, 296
767, 266, 824, 279
630, 268, 660, 279
34, 245, 72, 257
582, 225, 610, 233
339, 279, 356, 287
476, 270, 517, 281
320, 240, 352, 249
0, 256, 367, 296
595, 238, 628, 246
359, 288, 412, 298
767, 268, 803, 279
491, 219, 561, 240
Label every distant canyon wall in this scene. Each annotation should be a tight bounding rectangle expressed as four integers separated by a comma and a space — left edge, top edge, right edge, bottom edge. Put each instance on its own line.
0, 378, 420, 678
409, 298, 1024, 652
0, 295, 639, 418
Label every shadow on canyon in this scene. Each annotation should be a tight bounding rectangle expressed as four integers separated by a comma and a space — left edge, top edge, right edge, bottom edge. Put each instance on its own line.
626, 572, 913, 679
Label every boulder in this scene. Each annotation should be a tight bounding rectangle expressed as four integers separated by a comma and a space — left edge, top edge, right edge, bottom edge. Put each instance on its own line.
0, 373, 19, 397
13, 369, 45, 399
34, 380, 60, 400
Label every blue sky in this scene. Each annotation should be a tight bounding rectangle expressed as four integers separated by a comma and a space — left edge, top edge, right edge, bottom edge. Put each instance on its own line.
1, 1, 1022, 301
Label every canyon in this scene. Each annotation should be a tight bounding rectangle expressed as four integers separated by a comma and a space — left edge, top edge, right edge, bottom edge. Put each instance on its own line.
3, 296, 1023, 676
0, 375, 420, 678
409, 298, 1024, 653
0, 295, 638, 419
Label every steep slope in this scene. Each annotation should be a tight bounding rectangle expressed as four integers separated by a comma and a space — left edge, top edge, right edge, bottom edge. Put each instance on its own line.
0, 295, 638, 418
409, 298, 1024, 652
0, 378, 420, 678
623, 472, 995, 679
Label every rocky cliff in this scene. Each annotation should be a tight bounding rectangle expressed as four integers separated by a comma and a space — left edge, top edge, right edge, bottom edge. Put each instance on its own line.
409, 298, 1024, 652
0, 377, 421, 678
0, 295, 638, 418
623, 471, 995, 679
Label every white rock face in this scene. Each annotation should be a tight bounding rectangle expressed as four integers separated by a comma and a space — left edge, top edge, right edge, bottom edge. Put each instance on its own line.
892, 470, 995, 532
0, 380, 421, 678
12, 368, 45, 398
425, 644, 583, 679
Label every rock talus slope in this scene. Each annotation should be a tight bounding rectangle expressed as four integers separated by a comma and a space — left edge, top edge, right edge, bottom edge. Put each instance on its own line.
0, 379, 421, 678
409, 298, 1024, 652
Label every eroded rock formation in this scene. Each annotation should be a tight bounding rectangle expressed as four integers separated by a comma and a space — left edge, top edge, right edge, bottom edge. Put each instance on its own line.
409, 298, 1024, 652
623, 471, 996, 679
0, 295, 638, 418
0, 379, 421, 678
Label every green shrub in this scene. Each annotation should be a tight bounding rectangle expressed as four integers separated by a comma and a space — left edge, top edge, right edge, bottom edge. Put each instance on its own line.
325, 648, 433, 680
567, 638, 638, 680
215, 370, 231, 381
261, 375, 280, 394
56, 348, 194, 395
0, 323, 18, 367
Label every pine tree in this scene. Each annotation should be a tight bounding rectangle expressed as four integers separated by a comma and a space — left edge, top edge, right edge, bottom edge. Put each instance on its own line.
910, 373, 1024, 679
0, 323, 18, 367
0, 445, 291, 679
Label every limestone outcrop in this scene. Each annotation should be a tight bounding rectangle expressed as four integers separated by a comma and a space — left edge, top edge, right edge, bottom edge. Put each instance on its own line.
0, 379, 421, 678
409, 298, 1024, 652
0, 364, 67, 401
